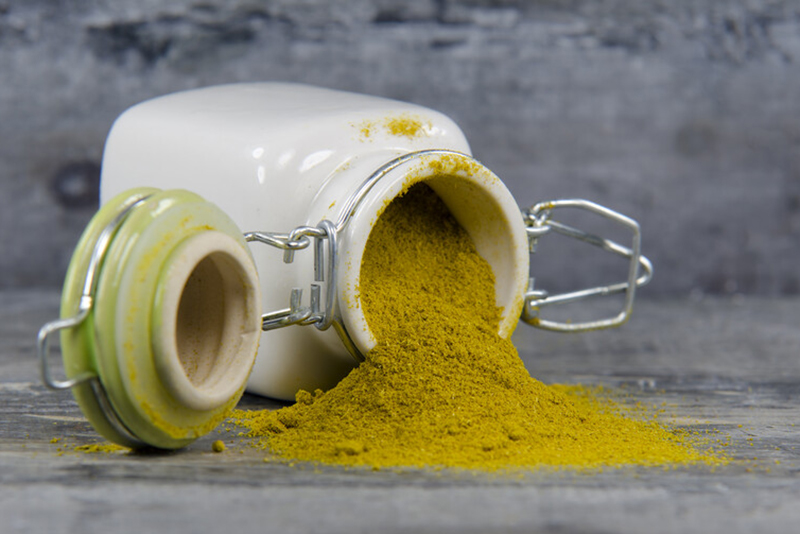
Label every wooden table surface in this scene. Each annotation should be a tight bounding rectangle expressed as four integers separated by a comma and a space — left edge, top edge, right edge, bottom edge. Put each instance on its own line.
2, 290, 799, 534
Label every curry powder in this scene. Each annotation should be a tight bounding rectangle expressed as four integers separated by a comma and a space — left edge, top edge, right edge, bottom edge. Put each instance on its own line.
358, 115, 430, 140
232, 184, 723, 470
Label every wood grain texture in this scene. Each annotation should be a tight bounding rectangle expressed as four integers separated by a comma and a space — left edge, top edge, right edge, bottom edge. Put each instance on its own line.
2, 290, 799, 533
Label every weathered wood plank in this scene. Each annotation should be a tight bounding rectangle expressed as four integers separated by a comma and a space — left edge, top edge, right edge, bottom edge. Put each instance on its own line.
2, 290, 799, 533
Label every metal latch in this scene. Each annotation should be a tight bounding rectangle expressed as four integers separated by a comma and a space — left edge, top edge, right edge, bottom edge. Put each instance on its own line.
521, 199, 653, 332
244, 219, 337, 332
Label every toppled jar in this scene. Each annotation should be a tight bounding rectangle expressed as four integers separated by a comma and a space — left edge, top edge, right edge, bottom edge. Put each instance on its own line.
37, 83, 652, 449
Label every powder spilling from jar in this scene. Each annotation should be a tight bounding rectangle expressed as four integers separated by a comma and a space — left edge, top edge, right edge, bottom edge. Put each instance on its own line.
232, 184, 723, 471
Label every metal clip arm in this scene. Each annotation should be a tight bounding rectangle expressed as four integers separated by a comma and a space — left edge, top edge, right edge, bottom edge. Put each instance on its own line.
246, 220, 337, 332
37, 311, 94, 390
521, 199, 653, 332
37, 195, 151, 389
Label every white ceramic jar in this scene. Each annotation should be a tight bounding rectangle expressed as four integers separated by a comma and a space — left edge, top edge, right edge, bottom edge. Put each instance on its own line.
40, 83, 649, 449
100, 83, 530, 402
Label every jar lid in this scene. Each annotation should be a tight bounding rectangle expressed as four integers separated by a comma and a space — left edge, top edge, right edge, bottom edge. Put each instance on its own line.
43, 188, 261, 449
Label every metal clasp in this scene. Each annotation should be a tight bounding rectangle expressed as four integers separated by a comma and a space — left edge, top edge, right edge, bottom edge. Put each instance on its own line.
521, 199, 653, 332
244, 219, 338, 332
36, 194, 152, 447
37, 195, 152, 390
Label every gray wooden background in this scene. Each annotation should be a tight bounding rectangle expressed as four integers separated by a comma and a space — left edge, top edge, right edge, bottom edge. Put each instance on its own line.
2, 0, 799, 297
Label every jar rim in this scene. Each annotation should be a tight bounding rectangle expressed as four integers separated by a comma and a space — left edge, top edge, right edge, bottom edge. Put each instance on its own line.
333, 150, 530, 357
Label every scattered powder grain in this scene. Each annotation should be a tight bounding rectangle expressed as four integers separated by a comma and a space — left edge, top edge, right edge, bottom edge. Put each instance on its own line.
232, 184, 724, 471
74, 442, 128, 454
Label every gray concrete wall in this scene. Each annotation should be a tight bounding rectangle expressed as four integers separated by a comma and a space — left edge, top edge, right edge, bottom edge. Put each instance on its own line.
1, 0, 799, 296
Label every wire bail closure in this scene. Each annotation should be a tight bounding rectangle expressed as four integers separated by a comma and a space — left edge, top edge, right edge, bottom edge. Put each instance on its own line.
244, 219, 337, 332
521, 199, 653, 332
36, 194, 153, 447
37, 195, 152, 392
232, 154, 655, 337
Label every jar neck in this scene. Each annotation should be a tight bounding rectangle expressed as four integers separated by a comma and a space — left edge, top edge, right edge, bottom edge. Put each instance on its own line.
309, 150, 530, 359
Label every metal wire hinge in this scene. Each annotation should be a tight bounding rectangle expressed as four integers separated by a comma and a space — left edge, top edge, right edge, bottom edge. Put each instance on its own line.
36, 194, 152, 447
244, 219, 338, 332
37, 195, 152, 391
521, 199, 653, 332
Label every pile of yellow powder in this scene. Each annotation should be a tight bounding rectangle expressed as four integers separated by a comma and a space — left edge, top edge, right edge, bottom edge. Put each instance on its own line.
232, 184, 722, 471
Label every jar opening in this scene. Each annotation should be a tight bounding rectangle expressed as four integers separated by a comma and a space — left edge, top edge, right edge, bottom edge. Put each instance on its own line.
335, 151, 529, 358
176, 253, 233, 387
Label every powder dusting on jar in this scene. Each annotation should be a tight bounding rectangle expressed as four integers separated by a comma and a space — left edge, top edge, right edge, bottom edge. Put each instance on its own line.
232, 184, 725, 471
358, 115, 430, 140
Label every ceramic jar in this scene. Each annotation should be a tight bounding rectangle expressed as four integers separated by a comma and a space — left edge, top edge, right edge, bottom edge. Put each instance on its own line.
99, 83, 530, 403
42, 83, 649, 449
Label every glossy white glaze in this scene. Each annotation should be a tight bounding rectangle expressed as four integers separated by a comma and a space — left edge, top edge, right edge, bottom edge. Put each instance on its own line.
100, 83, 529, 400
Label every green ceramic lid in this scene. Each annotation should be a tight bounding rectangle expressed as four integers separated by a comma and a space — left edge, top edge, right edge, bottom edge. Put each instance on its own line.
60, 189, 261, 449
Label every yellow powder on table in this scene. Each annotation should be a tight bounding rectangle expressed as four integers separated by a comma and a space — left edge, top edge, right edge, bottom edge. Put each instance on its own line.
232, 184, 723, 471
74, 442, 128, 454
